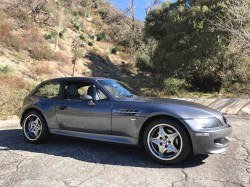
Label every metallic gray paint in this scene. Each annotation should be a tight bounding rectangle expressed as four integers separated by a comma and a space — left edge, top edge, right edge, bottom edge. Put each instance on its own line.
20, 77, 232, 154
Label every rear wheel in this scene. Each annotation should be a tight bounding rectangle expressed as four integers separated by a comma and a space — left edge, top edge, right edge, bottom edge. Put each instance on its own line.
22, 111, 50, 144
143, 118, 191, 164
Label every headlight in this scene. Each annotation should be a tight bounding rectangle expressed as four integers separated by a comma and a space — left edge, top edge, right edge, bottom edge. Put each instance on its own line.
195, 118, 222, 128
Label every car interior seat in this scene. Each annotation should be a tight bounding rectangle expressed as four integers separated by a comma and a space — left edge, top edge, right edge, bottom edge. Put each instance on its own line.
66, 84, 80, 100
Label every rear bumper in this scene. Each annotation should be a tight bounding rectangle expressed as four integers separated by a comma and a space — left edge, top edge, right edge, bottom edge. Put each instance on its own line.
183, 119, 232, 154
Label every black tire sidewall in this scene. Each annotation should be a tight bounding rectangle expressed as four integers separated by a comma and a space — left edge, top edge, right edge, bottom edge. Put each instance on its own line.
22, 111, 49, 144
143, 118, 191, 165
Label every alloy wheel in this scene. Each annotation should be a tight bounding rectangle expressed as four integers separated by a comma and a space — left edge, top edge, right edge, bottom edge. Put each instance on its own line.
23, 114, 42, 141
147, 124, 183, 160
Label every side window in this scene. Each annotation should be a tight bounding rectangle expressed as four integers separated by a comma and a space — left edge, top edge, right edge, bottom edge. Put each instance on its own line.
63, 81, 109, 101
34, 82, 61, 99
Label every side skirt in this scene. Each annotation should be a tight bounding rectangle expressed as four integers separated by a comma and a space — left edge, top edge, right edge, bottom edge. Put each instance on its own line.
50, 129, 139, 145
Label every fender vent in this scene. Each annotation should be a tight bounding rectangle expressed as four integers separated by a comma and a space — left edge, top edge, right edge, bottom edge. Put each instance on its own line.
112, 109, 143, 116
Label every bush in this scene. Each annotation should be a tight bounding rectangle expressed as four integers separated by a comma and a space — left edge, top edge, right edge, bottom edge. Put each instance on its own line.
111, 46, 119, 54
36, 63, 53, 75
3, 33, 24, 51
59, 28, 67, 38
85, 68, 92, 75
0, 21, 11, 42
71, 17, 83, 30
0, 65, 12, 74
22, 27, 44, 44
96, 32, 106, 41
45, 31, 57, 40
29, 45, 54, 61
54, 51, 71, 65
92, 17, 103, 27
79, 33, 89, 40
0, 75, 38, 119
71, 11, 78, 16
88, 40, 95, 46
163, 78, 191, 96
106, 48, 111, 55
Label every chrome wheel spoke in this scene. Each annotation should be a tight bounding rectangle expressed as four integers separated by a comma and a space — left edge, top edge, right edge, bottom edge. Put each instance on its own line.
151, 140, 161, 147
32, 129, 39, 138
158, 145, 167, 157
36, 125, 41, 131
166, 144, 179, 153
167, 132, 179, 142
33, 118, 39, 125
158, 126, 167, 137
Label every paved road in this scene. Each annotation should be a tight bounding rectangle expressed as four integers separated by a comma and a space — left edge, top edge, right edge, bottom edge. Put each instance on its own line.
0, 116, 249, 187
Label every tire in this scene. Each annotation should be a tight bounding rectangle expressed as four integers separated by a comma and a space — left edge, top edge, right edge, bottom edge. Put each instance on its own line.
143, 118, 191, 165
22, 111, 50, 144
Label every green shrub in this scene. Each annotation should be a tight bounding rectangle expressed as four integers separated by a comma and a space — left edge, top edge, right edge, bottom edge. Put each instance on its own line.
0, 64, 12, 74
59, 28, 67, 38
93, 47, 99, 52
90, 33, 96, 38
80, 33, 89, 41
71, 11, 77, 16
85, 68, 92, 75
163, 78, 191, 96
106, 48, 111, 55
45, 31, 57, 40
88, 40, 95, 46
96, 32, 106, 41
71, 18, 83, 30
111, 46, 119, 54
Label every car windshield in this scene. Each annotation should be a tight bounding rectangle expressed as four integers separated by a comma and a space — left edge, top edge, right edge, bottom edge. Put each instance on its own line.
97, 80, 141, 98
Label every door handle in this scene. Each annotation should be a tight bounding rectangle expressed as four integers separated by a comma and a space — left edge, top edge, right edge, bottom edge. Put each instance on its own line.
58, 106, 67, 110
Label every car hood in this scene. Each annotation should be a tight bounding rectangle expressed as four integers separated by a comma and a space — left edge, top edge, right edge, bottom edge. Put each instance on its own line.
129, 97, 222, 119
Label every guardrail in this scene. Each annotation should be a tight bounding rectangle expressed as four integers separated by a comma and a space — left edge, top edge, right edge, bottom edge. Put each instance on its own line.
173, 98, 250, 115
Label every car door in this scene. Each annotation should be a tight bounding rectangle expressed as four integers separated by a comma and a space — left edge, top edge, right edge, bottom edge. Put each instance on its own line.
55, 81, 112, 135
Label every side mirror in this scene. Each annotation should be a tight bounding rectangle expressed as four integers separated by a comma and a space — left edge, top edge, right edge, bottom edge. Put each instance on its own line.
80, 94, 92, 101
80, 94, 95, 106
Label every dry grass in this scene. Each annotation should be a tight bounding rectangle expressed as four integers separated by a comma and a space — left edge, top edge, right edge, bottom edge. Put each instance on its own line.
0, 74, 38, 119
0, 21, 11, 42
35, 62, 54, 75
54, 51, 71, 65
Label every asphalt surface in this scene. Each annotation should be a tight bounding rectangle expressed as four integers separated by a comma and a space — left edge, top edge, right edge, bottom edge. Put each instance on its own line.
0, 116, 249, 187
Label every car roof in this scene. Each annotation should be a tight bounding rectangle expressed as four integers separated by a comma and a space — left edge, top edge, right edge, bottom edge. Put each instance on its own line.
46, 77, 116, 82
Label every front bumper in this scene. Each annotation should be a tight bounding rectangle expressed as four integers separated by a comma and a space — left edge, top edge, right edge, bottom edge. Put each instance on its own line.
183, 119, 232, 154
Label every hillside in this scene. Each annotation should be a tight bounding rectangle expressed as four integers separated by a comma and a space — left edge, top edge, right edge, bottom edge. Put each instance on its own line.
0, 0, 147, 119
1, 0, 250, 120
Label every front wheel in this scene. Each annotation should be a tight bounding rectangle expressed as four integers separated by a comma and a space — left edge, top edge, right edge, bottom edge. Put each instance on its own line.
143, 118, 191, 165
22, 111, 50, 144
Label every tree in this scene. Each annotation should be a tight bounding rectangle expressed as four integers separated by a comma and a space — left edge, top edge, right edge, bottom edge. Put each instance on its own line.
137, 0, 242, 91
123, 0, 144, 52
211, 0, 250, 56
71, 38, 81, 77
145, 0, 162, 15
15, 0, 50, 23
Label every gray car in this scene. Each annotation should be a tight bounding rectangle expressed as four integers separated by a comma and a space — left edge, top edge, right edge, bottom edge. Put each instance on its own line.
19, 77, 232, 164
